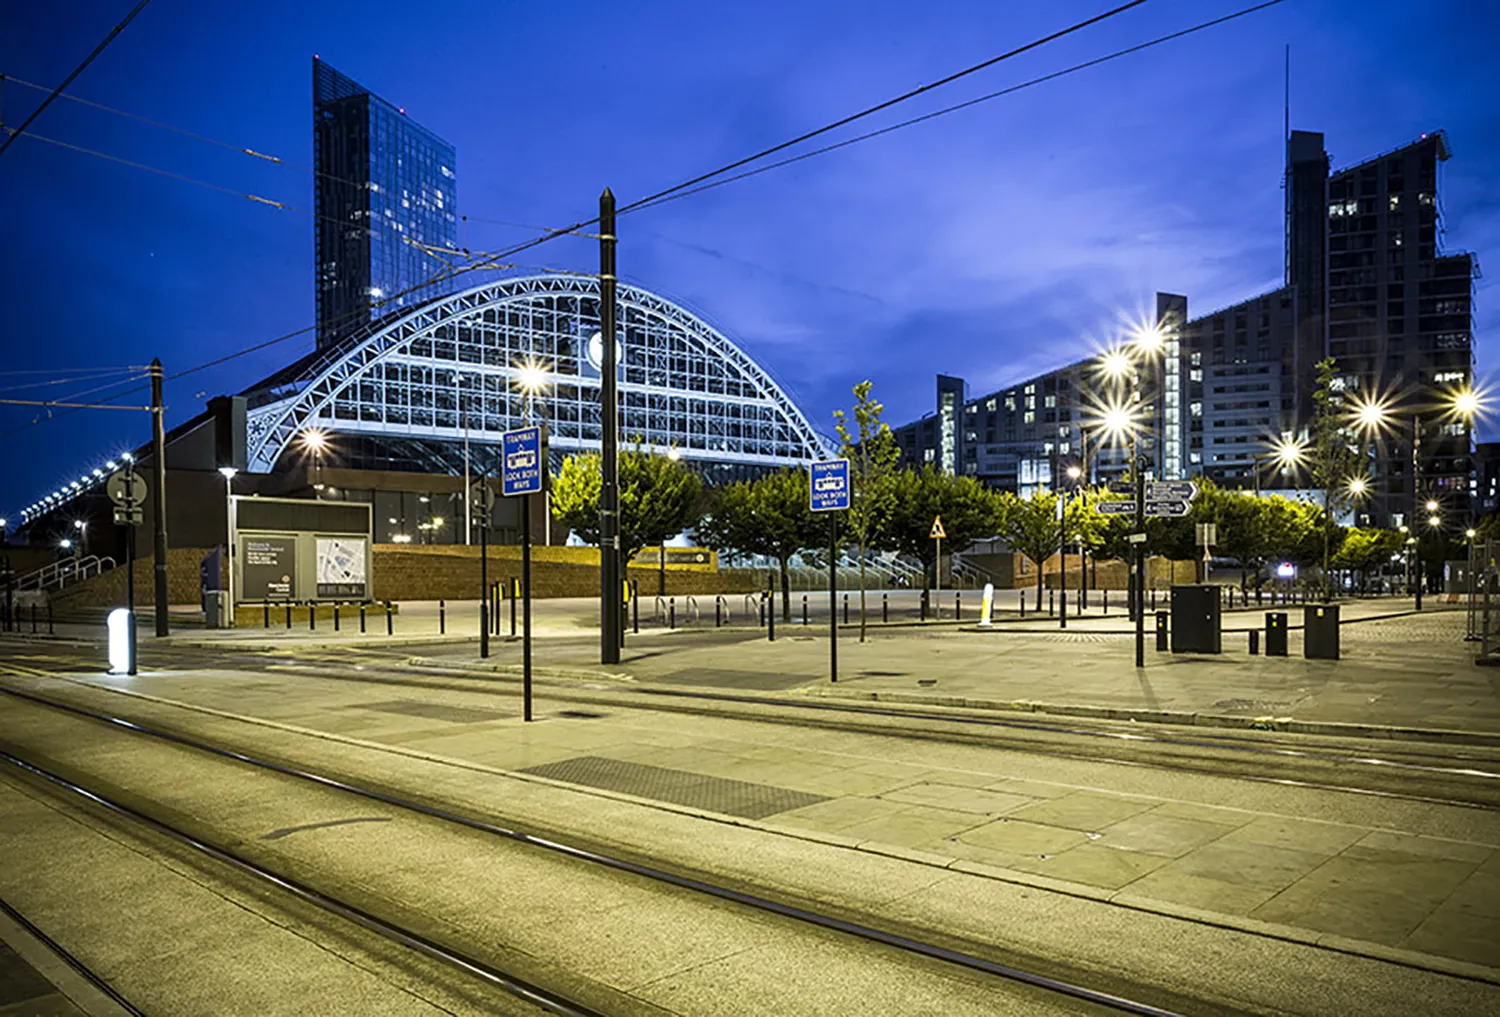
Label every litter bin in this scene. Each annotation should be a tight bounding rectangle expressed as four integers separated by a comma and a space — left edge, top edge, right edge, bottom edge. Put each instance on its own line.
1304, 603, 1340, 660
1265, 612, 1287, 656
1170, 584, 1222, 653
1155, 611, 1169, 651
202, 590, 229, 629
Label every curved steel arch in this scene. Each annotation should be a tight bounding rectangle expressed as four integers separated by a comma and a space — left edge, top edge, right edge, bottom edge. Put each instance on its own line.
244, 274, 829, 474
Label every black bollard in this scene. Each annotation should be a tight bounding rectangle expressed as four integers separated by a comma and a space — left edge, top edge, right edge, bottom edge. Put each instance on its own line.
263, 601, 270, 628
768, 594, 775, 642
439, 599, 446, 635
1049, 589, 1055, 617
285, 602, 292, 629
360, 602, 367, 633
882, 593, 888, 623
632, 581, 640, 634
510, 579, 518, 637
843, 593, 849, 625
802, 595, 808, 626
669, 598, 676, 630
334, 602, 340, 631
955, 591, 961, 620
715, 598, 722, 628
385, 600, 393, 635
1103, 588, 1109, 615
1020, 589, 1026, 618
309, 602, 316, 630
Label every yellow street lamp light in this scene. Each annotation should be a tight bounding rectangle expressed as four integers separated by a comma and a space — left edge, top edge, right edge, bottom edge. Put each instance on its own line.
1099, 348, 1132, 381
298, 428, 329, 453
1349, 394, 1391, 434
1467, 528, 1478, 539
1425, 499, 1440, 513
1347, 476, 1368, 497
1066, 464, 1083, 481
1131, 322, 1166, 354
1428, 514, 1442, 528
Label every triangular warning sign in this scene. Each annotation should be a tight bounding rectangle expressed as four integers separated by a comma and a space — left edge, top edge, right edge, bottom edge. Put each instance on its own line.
929, 516, 946, 539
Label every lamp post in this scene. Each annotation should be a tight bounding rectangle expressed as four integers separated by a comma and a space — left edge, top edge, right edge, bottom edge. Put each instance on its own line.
300, 428, 329, 499
1062, 464, 1083, 629
1097, 343, 1152, 667
219, 467, 237, 627
73, 519, 87, 559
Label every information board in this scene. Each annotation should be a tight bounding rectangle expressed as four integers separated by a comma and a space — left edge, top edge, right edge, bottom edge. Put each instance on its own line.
315, 537, 368, 598
240, 536, 296, 600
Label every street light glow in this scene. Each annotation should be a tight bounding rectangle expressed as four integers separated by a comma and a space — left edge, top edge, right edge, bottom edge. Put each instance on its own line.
1066, 464, 1083, 480
1350, 394, 1391, 433
1131, 322, 1166, 353
1099, 348, 1132, 380
1426, 499, 1439, 512
666, 447, 682, 461
218, 466, 238, 480
1428, 514, 1442, 528
299, 428, 329, 453
1096, 401, 1137, 444
1467, 528, 1478, 539
1347, 476, 1368, 497
513, 358, 551, 395
1270, 434, 1307, 470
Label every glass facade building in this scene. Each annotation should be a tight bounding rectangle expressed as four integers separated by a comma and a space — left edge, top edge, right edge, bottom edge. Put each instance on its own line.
313, 58, 457, 348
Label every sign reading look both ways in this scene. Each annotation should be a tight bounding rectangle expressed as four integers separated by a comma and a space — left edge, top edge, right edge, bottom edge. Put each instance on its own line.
809, 459, 851, 512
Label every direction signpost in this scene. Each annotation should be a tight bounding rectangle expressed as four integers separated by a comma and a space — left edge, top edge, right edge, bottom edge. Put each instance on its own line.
502, 425, 547, 721
930, 515, 946, 617
107, 468, 147, 675
809, 460, 850, 683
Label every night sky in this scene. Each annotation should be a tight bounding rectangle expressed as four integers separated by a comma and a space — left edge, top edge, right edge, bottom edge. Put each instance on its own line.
3, 0, 1497, 519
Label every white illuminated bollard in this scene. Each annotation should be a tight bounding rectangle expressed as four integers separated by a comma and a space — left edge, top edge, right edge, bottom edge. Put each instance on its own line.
107, 608, 134, 675
978, 583, 994, 627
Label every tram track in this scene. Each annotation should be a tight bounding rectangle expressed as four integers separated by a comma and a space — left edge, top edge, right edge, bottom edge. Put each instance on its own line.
0, 684, 1203, 1017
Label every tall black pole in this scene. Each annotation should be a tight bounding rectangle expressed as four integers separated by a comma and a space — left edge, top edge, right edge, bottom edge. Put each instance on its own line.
126, 470, 137, 675
522, 492, 533, 721
599, 188, 620, 665
1060, 489, 1068, 630
829, 516, 838, 683
150, 358, 169, 637
1133, 428, 1145, 668
479, 478, 489, 659
1413, 414, 1423, 610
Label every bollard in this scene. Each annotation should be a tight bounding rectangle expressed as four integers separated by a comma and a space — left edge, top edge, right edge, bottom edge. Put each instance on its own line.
758, 597, 765, 628
263, 601, 270, 628
439, 599, 446, 635
309, 602, 316, 631
1020, 589, 1026, 618
1049, 589, 1055, 617
1249, 629, 1260, 655
768, 594, 776, 642
1155, 610, 1169, 651
716, 598, 722, 628
286, 602, 292, 629
510, 578, 518, 637
632, 582, 640, 634
921, 589, 929, 621
360, 602, 367, 633
1103, 589, 1109, 615
385, 600, 393, 635
882, 593, 888, 624
843, 593, 849, 626
802, 595, 808, 626
669, 598, 676, 630
1151, 587, 1158, 611
334, 602, 341, 632
955, 591, 961, 621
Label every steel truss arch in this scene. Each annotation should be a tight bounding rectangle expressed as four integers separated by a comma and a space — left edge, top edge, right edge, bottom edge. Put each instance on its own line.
244, 274, 829, 475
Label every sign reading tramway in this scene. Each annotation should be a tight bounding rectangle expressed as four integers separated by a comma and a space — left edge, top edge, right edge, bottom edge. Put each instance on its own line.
501, 426, 547, 497
809, 459, 851, 512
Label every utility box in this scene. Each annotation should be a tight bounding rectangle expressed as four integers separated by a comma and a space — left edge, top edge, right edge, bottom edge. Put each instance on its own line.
202, 590, 229, 629
1304, 603, 1340, 660
1155, 611, 1169, 651
1265, 612, 1288, 656
1170, 584, 1222, 654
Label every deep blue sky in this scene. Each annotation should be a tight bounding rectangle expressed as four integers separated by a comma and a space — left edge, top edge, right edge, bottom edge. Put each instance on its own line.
3, 0, 1497, 517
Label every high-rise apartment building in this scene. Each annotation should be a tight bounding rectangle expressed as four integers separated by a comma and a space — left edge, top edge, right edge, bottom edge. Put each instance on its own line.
313, 58, 457, 348
892, 129, 1479, 526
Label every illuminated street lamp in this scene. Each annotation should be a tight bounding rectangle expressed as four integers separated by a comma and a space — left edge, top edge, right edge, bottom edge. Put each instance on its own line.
299, 428, 329, 495
219, 466, 238, 625
1253, 435, 1307, 496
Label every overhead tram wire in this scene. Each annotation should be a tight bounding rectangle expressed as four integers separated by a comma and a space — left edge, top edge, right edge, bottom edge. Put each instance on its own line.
628, 0, 1288, 214
1, 74, 585, 245
0, 0, 152, 159
433, 0, 1158, 268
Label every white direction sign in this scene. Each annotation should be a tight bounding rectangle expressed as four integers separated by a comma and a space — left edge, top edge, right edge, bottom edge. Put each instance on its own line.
106, 470, 148, 507
1147, 481, 1198, 502
1145, 500, 1192, 518
1099, 501, 1136, 515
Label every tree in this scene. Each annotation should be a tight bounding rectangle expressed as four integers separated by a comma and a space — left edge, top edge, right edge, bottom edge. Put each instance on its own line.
1333, 527, 1404, 592
880, 466, 1003, 595
999, 489, 1090, 607
697, 468, 823, 622
551, 444, 704, 564
1309, 357, 1359, 597
834, 381, 900, 641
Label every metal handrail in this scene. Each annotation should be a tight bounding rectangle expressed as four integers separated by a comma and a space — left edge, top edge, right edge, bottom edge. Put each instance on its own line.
15, 555, 117, 592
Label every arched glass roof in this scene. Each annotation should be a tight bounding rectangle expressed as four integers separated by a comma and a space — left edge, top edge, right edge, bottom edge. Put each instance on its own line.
244, 274, 830, 475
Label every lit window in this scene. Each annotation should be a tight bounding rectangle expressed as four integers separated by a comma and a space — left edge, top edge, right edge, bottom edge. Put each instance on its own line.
1189, 402, 1202, 417
1190, 369, 1203, 383
1189, 452, 1202, 464
1060, 442, 1071, 454
1391, 231, 1403, 248
1024, 411, 1035, 425
1434, 370, 1466, 384
923, 449, 935, 462
1025, 396, 1035, 410
985, 398, 996, 411
1044, 394, 1057, 408
1005, 398, 1016, 412
1389, 194, 1401, 211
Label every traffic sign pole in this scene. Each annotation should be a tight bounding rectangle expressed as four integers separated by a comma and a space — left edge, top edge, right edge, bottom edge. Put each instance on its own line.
810, 459, 851, 683
479, 479, 489, 660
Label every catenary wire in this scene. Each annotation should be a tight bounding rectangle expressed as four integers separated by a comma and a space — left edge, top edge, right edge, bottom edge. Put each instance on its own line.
0, 0, 152, 159
630, 0, 1287, 213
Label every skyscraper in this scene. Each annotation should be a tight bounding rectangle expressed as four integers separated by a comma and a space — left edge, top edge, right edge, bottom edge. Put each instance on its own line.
313, 58, 457, 348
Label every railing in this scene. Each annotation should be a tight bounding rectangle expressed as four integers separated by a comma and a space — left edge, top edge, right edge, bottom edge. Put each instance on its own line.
14, 555, 116, 592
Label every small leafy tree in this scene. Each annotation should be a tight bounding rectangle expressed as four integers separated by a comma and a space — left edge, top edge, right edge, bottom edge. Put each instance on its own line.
880, 466, 1003, 595
697, 469, 822, 622
552, 444, 704, 562
834, 381, 900, 641
999, 489, 1089, 606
